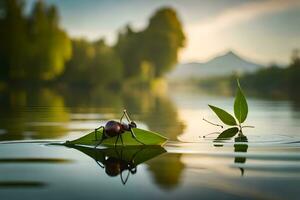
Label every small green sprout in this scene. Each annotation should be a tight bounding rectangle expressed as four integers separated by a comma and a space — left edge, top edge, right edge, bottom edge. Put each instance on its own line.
203, 80, 254, 139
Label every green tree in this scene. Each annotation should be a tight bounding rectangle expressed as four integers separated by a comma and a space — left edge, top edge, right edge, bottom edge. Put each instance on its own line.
141, 7, 185, 77
63, 39, 94, 85
90, 39, 123, 86
287, 49, 300, 95
63, 38, 123, 87
27, 1, 71, 81
115, 7, 185, 80
115, 25, 143, 77
0, 0, 28, 80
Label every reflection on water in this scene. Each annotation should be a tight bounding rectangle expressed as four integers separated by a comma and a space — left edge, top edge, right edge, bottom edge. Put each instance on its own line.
0, 88, 69, 140
1, 87, 300, 199
234, 136, 248, 176
0, 181, 46, 188
147, 153, 185, 190
214, 134, 249, 176
71, 145, 166, 185
0, 87, 184, 141
0, 158, 73, 163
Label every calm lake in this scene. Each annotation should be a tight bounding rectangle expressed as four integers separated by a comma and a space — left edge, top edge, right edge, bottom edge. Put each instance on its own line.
0, 87, 300, 200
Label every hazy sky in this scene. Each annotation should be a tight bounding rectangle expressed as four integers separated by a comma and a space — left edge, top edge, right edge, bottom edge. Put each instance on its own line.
26, 0, 300, 65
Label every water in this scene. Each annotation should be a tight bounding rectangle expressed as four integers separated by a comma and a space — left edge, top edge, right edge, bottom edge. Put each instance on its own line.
0, 87, 300, 199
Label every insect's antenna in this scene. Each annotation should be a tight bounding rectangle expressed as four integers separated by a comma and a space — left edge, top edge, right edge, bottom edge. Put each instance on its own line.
120, 112, 125, 123
203, 118, 223, 128
123, 109, 132, 123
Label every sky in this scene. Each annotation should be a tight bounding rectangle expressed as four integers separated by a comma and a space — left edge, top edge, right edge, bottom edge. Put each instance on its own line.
26, 0, 300, 65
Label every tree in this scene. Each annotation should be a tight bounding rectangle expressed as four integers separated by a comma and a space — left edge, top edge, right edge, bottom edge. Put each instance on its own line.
141, 7, 185, 77
27, 1, 71, 81
115, 25, 143, 77
287, 49, 300, 96
0, 0, 28, 80
90, 39, 123, 86
63, 38, 123, 87
0, 0, 71, 82
115, 7, 185, 79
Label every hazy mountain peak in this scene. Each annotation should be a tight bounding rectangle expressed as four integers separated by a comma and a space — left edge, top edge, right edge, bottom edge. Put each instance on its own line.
211, 50, 242, 62
223, 50, 238, 57
167, 50, 262, 80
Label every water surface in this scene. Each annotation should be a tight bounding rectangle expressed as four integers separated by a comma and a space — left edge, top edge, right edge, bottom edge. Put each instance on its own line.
0, 87, 299, 199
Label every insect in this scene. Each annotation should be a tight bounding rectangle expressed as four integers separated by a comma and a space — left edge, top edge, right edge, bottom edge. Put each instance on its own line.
94, 147, 141, 185
94, 110, 144, 147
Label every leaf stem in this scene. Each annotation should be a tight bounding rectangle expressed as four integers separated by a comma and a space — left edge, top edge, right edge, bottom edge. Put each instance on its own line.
203, 118, 223, 128
201, 132, 221, 138
241, 125, 255, 128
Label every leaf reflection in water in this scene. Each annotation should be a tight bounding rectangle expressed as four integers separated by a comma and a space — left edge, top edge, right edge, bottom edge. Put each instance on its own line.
70, 145, 166, 185
213, 131, 248, 176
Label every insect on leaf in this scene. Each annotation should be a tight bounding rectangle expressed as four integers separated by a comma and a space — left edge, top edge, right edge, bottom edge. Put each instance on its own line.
215, 127, 239, 140
66, 128, 168, 147
208, 105, 237, 126
234, 79, 248, 123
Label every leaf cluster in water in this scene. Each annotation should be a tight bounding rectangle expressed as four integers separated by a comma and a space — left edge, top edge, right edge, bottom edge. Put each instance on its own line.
208, 80, 249, 139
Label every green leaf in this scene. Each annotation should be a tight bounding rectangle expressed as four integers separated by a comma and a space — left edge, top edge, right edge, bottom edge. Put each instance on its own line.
208, 105, 237, 126
215, 127, 239, 140
71, 145, 166, 166
234, 80, 248, 123
66, 128, 168, 147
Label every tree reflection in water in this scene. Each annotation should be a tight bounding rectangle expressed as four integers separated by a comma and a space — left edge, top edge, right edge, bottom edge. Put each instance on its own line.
0, 87, 69, 140
146, 153, 185, 190
0, 86, 186, 189
0, 87, 185, 141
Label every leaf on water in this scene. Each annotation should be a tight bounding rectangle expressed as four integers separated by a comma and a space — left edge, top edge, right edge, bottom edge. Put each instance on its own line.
71, 145, 166, 166
234, 79, 248, 123
66, 128, 168, 147
208, 105, 237, 126
216, 127, 239, 140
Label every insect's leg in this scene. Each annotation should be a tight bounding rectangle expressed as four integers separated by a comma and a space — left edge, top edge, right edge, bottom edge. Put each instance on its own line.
130, 129, 145, 145
120, 170, 130, 185
93, 149, 105, 168
120, 134, 124, 146
95, 130, 106, 148
115, 134, 120, 147
94, 126, 104, 141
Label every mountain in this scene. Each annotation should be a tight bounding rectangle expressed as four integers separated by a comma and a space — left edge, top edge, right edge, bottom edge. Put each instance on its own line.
167, 51, 263, 80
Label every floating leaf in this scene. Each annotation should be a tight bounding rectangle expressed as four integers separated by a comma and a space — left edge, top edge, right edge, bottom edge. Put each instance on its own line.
208, 105, 237, 126
215, 127, 239, 140
66, 128, 168, 147
234, 80, 248, 123
72, 145, 166, 166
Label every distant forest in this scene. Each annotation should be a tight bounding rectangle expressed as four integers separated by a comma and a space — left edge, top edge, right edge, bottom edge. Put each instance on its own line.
198, 50, 300, 100
0, 0, 185, 88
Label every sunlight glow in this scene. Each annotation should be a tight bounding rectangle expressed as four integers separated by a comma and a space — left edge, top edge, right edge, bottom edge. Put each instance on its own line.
180, 0, 300, 63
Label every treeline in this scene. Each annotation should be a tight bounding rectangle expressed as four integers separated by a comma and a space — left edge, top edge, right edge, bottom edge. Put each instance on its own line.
198, 50, 300, 99
0, 0, 185, 88
240, 50, 300, 99
0, 0, 71, 81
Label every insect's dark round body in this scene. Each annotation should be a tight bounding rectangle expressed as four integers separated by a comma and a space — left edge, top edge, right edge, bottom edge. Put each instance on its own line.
105, 157, 131, 177
105, 157, 122, 176
94, 111, 142, 147
104, 120, 130, 137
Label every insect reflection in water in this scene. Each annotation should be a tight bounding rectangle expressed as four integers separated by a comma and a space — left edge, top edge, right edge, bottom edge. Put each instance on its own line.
70, 145, 166, 184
